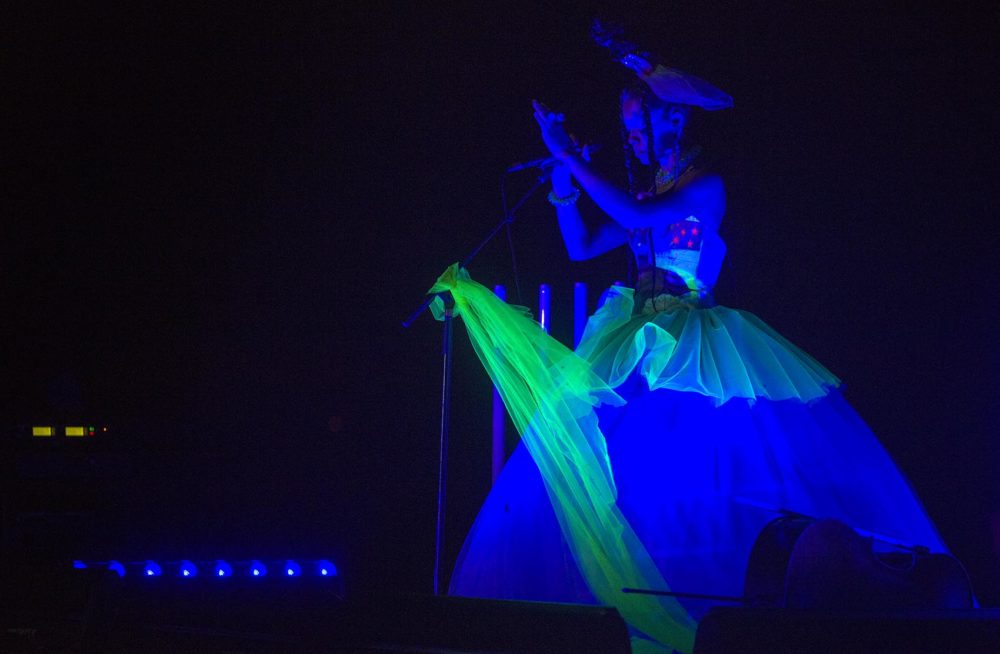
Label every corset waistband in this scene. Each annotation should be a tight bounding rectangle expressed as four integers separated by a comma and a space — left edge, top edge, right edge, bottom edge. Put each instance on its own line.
634, 267, 712, 313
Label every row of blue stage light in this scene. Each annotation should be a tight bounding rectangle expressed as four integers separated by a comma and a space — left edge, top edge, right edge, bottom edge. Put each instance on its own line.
73, 559, 337, 579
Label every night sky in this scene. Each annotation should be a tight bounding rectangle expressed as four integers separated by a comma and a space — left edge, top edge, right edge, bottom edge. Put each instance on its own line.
6, 3, 999, 602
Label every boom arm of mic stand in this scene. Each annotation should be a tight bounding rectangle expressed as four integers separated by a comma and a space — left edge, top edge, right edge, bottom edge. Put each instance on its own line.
401, 171, 551, 328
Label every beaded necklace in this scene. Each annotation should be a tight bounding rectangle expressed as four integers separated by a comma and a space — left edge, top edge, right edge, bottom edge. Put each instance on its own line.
653, 145, 701, 194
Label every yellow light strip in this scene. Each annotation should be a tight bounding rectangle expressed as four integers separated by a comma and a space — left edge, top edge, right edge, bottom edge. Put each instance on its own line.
65, 426, 86, 437
32, 426, 53, 437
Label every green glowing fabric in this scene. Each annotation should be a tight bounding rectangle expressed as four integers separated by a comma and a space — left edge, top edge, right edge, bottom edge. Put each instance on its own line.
430, 264, 697, 653
430, 265, 840, 653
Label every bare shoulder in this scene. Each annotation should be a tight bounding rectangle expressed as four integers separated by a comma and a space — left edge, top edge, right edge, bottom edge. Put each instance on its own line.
672, 168, 725, 231
679, 168, 724, 195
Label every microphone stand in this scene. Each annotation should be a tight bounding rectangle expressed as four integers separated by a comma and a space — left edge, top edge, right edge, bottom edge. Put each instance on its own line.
402, 170, 551, 596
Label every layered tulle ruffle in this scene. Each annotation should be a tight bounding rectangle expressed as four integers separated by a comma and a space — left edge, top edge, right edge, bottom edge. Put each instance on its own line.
576, 286, 840, 405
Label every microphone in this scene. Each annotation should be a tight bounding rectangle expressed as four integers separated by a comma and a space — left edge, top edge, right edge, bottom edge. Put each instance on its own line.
506, 143, 601, 173
506, 156, 559, 173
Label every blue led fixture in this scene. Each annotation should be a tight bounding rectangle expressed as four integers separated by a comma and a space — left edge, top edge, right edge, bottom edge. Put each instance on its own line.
71, 557, 338, 582
212, 560, 233, 578
249, 560, 267, 578
316, 560, 337, 577
178, 560, 198, 578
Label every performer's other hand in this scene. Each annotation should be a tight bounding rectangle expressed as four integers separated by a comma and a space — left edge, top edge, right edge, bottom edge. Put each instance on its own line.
532, 100, 575, 160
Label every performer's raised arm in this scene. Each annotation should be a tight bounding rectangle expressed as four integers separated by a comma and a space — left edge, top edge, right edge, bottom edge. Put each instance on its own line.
545, 150, 628, 261
533, 96, 724, 235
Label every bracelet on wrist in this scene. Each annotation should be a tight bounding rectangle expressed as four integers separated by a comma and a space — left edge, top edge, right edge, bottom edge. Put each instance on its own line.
547, 187, 581, 206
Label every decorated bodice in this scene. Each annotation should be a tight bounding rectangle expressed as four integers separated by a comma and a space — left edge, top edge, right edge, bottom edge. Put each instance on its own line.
627, 216, 725, 297
626, 159, 726, 298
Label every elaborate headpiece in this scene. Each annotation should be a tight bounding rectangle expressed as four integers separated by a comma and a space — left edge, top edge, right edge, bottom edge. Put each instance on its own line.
592, 20, 733, 110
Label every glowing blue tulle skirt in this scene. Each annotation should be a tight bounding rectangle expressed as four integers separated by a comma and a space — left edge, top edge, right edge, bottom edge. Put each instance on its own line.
447, 284, 946, 624
450, 379, 946, 620
427, 266, 948, 654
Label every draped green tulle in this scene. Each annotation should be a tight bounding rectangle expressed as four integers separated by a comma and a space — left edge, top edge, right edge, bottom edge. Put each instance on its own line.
430, 264, 698, 653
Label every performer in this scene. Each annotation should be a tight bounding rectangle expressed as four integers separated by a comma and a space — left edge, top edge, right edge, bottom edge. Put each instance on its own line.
436, 50, 946, 654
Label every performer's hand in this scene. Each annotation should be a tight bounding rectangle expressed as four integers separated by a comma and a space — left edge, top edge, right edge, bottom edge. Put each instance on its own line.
620, 53, 655, 77
532, 100, 575, 160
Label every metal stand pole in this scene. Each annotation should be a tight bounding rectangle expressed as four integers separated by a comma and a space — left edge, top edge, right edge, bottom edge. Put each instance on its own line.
433, 296, 454, 596
403, 172, 550, 595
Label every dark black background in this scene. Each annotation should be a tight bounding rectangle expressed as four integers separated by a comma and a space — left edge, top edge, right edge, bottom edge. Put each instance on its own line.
5, 2, 999, 602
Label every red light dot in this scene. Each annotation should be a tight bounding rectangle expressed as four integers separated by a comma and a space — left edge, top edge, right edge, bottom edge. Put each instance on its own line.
687, 240, 694, 247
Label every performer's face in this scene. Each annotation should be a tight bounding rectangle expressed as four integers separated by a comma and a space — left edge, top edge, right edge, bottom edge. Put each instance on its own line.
621, 97, 682, 166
